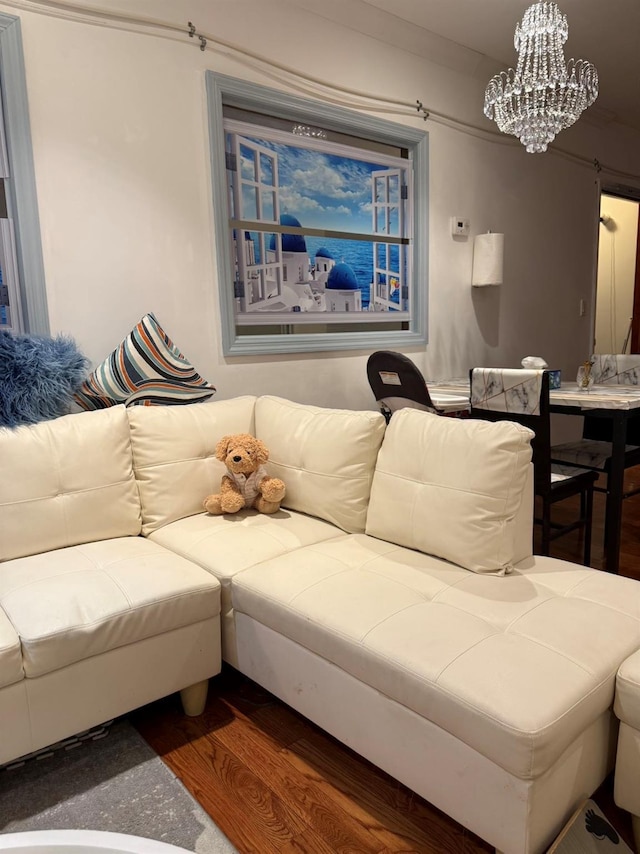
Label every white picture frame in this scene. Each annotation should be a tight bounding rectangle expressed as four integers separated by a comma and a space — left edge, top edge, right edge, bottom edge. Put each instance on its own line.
205, 72, 429, 356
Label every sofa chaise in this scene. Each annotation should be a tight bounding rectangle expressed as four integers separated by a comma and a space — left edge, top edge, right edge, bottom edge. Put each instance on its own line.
1, 394, 639, 854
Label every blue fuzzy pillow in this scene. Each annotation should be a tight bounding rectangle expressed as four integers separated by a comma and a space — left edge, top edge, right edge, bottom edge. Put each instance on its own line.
0, 330, 90, 428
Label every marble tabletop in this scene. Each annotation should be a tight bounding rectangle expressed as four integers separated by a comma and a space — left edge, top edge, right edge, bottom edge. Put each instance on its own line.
428, 390, 471, 413
549, 383, 640, 410
429, 380, 640, 412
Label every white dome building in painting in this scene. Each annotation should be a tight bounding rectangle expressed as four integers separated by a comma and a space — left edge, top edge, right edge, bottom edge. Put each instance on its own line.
324, 262, 362, 312
267, 214, 314, 288
255, 214, 362, 313
314, 247, 335, 280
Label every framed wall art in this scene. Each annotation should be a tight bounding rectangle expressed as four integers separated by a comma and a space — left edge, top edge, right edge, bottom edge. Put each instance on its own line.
206, 72, 429, 355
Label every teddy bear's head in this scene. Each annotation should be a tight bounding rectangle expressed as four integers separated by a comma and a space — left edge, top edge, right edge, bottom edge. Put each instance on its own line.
215, 433, 269, 474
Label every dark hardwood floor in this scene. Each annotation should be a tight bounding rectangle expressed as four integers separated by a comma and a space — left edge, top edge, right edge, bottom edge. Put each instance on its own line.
132, 474, 640, 854
133, 669, 496, 854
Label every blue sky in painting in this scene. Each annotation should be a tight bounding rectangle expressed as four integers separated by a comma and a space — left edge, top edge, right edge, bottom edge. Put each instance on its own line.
242, 136, 393, 233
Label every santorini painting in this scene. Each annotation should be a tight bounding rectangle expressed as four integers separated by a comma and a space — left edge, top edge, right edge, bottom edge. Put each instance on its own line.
225, 121, 412, 324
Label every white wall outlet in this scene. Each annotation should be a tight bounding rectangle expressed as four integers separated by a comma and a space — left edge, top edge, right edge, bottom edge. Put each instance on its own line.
451, 216, 470, 237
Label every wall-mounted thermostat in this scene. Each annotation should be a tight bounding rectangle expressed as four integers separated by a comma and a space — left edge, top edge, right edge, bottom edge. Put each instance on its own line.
451, 216, 470, 237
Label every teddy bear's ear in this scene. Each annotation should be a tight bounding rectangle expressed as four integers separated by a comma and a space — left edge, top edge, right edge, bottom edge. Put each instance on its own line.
215, 435, 232, 462
254, 438, 270, 464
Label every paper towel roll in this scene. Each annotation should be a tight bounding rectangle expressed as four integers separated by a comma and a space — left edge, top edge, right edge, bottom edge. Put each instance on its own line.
472, 232, 504, 286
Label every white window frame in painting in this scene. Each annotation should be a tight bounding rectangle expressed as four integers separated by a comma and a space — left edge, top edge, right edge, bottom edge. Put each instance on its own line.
206, 72, 428, 356
371, 168, 406, 312
231, 134, 284, 312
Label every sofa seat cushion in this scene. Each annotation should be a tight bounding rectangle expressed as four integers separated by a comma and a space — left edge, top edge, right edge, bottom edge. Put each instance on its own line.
0, 607, 23, 688
149, 508, 345, 616
614, 648, 640, 730
0, 537, 221, 678
232, 538, 640, 779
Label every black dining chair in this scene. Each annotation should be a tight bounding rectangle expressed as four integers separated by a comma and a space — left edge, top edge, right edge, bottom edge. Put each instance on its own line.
551, 354, 640, 504
470, 367, 598, 565
366, 351, 441, 424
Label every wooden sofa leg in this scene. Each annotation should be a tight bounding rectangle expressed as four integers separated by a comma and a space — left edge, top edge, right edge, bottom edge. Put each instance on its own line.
180, 679, 209, 716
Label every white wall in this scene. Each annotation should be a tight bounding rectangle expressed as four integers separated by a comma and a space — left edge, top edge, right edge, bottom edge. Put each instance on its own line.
5, 0, 640, 411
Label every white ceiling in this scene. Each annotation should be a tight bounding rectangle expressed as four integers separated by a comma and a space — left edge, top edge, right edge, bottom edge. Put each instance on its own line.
294, 0, 640, 132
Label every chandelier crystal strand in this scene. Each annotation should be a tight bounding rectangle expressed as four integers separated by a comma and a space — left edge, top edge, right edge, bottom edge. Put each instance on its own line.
484, 1, 598, 153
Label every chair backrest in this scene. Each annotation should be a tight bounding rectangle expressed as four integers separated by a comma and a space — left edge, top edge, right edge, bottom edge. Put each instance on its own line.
590, 354, 640, 385
366, 351, 438, 422
470, 367, 550, 496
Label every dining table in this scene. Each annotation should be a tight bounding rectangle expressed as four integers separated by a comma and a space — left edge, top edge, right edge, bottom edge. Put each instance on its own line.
428, 378, 640, 574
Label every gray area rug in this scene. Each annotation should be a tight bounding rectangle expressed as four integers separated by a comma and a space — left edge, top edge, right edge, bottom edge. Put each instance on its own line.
0, 719, 237, 854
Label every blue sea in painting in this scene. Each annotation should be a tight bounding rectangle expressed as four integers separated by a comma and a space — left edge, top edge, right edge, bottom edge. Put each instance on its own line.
247, 231, 402, 310
305, 236, 373, 306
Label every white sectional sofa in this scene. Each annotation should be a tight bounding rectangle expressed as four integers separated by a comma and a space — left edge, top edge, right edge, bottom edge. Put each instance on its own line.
614, 649, 640, 851
1, 394, 640, 854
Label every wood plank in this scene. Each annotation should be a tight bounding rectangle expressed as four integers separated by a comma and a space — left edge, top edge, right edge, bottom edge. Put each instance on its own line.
135, 706, 308, 853
286, 734, 487, 853
205, 713, 387, 854
244, 699, 321, 749
278, 827, 356, 854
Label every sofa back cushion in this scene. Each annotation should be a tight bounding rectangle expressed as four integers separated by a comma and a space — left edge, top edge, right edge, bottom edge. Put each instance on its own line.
0, 406, 141, 562
255, 396, 386, 533
128, 396, 256, 534
513, 463, 534, 564
365, 408, 533, 574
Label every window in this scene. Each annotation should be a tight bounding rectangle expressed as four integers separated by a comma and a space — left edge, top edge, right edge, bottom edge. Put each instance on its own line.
0, 14, 48, 335
206, 73, 428, 355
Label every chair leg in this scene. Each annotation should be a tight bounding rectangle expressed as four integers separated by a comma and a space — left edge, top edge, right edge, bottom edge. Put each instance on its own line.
541, 500, 551, 556
583, 487, 594, 567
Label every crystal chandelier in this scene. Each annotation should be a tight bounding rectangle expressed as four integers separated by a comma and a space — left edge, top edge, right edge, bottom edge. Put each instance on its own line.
484, 1, 598, 154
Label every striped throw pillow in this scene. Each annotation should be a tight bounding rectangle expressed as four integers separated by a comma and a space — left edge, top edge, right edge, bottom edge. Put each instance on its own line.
74, 313, 216, 409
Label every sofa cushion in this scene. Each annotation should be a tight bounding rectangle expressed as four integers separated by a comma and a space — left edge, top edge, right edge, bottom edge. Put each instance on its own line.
255, 396, 386, 534
0, 407, 141, 562
614, 648, 640, 731
149, 508, 345, 618
0, 537, 221, 678
0, 607, 23, 688
127, 396, 257, 535
0, 329, 89, 428
232, 540, 640, 779
74, 312, 216, 409
365, 408, 533, 574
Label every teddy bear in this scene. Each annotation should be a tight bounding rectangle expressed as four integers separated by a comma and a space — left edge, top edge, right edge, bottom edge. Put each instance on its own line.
203, 433, 286, 516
